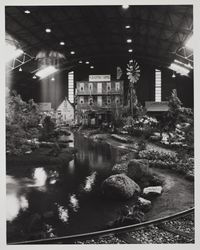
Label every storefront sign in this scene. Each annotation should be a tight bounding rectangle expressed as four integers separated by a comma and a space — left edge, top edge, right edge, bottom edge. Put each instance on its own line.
89, 75, 111, 82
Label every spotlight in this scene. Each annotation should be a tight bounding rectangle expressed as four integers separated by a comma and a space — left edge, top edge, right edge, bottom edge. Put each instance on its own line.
19, 67, 22, 72
79, 60, 83, 64
122, 5, 129, 9
35, 66, 58, 79
127, 39, 132, 43
86, 61, 90, 64
172, 72, 176, 78
128, 49, 133, 53
90, 66, 94, 69
60, 41, 65, 46
45, 28, 51, 33
70, 51, 75, 55
125, 25, 131, 29
51, 77, 55, 81
24, 10, 31, 14
33, 75, 37, 79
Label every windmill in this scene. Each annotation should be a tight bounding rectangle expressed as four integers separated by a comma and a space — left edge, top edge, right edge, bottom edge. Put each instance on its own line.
126, 60, 140, 117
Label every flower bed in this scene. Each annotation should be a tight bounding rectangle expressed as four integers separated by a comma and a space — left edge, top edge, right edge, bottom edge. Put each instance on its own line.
138, 150, 194, 180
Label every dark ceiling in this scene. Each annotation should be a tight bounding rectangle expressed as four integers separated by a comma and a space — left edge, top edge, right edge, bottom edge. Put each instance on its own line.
5, 5, 193, 70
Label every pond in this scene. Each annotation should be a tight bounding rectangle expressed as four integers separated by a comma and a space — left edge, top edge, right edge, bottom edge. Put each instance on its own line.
6, 132, 194, 243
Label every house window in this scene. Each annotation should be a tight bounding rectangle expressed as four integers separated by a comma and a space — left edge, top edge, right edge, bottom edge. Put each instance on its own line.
97, 82, 102, 93
107, 96, 111, 105
80, 82, 84, 92
89, 82, 93, 92
115, 97, 120, 104
155, 69, 161, 102
89, 97, 93, 105
97, 96, 102, 106
80, 97, 84, 104
107, 82, 111, 92
115, 82, 120, 91
68, 71, 74, 103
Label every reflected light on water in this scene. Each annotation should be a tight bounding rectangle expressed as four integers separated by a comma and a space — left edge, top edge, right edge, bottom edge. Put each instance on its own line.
83, 172, 97, 192
6, 194, 29, 222
6, 194, 20, 222
55, 203, 69, 223
68, 160, 75, 174
69, 194, 79, 212
33, 167, 48, 186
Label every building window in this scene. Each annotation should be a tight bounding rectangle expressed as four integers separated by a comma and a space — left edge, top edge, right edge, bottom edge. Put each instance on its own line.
115, 82, 120, 91
80, 97, 84, 104
107, 82, 111, 92
155, 69, 161, 102
68, 71, 74, 103
107, 96, 111, 105
115, 96, 120, 104
97, 96, 102, 106
89, 82, 93, 92
97, 82, 102, 93
89, 97, 93, 105
80, 82, 84, 92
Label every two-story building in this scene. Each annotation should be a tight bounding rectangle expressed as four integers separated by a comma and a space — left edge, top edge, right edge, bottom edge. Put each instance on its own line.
75, 75, 124, 126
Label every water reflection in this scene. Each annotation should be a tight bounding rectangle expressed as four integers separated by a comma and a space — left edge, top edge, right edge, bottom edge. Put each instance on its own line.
55, 203, 69, 223
69, 194, 79, 212
32, 167, 48, 187
83, 172, 97, 192
68, 159, 75, 174
6, 176, 29, 222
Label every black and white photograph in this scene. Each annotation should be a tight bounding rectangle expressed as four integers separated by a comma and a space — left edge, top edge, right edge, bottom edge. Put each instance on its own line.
3, 0, 197, 246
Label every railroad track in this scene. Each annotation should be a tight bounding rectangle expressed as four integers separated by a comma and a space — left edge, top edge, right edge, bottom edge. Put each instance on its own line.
10, 207, 194, 244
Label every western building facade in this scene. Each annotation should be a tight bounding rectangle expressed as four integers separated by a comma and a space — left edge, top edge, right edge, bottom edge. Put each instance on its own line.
75, 77, 124, 125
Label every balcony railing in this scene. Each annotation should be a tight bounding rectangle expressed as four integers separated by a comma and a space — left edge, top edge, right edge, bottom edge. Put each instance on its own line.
76, 90, 123, 96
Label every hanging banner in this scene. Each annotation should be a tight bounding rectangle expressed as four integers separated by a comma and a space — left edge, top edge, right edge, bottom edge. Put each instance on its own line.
89, 75, 111, 82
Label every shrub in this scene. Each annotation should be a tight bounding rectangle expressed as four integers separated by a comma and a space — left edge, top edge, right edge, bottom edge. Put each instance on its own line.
6, 92, 40, 155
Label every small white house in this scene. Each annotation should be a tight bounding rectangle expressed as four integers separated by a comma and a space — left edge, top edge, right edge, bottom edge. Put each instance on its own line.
56, 98, 74, 125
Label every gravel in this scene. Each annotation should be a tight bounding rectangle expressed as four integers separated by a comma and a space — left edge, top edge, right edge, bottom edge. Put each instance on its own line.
74, 215, 194, 244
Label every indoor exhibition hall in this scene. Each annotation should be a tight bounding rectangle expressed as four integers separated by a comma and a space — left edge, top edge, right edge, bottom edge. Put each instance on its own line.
5, 4, 194, 245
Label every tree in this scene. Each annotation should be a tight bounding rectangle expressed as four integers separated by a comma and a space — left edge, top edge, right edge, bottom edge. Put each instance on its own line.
6, 91, 40, 155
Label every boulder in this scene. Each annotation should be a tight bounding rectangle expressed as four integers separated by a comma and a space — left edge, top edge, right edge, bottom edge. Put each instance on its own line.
143, 186, 162, 199
138, 197, 152, 212
127, 159, 149, 181
112, 162, 128, 175
102, 174, 141, 200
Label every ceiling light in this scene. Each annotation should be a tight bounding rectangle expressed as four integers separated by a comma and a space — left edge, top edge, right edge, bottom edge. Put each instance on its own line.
35, 66, 58, 79
185, 35, 193, 49
70, 51, 75, 55
24, 10, 31, 14
127, 39, 132, 43
125, 25, 131, 29
45, 28, 51, 33
79, 60, 83, 64
19, 67, 22, 72
90, 66, 94, 69
60, 41, 65, 46
169, 62, 190, 76
122, 5, 129, 9
129, 59, 133, 63
128, 49, 133, 53
86, 61, 90, 64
